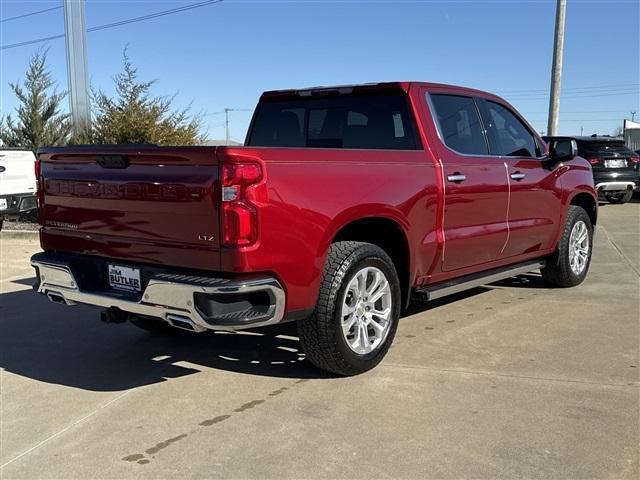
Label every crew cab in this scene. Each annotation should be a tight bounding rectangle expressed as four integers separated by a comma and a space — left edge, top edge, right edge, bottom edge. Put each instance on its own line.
0, 149, 37, 230
32, 82, 597, 375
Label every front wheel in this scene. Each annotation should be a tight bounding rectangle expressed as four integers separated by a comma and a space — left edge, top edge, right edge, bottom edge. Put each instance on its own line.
298, 241, 401, 376
541, 205, 593, 287
604, 190, 633, 204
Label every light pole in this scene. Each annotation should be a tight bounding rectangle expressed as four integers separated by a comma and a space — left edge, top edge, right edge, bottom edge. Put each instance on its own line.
224, 108, 231, 145
63, 0, 90, 138
547, 0, 567, 137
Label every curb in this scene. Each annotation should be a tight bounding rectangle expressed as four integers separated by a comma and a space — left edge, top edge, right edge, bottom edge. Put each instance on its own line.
0, 230, 40, 240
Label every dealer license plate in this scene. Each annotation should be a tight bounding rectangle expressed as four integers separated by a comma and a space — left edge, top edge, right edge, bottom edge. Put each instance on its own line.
108, 264, 141, 292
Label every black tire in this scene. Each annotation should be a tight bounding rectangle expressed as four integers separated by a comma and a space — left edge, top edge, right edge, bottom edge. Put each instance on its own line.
298, 241, 401, 376
130, 315, 177, 334
604, 190, 633, 204
541, 205, 593, 287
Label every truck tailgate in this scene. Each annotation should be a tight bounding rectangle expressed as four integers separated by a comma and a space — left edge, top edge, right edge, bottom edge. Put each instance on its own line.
38, 146, 221, 271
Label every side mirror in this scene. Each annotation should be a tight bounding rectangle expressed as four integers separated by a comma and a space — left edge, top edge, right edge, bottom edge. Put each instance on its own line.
549, 138, 577, 162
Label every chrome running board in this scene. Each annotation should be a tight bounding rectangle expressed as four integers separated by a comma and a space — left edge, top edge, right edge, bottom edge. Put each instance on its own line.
415, 260, 545, 301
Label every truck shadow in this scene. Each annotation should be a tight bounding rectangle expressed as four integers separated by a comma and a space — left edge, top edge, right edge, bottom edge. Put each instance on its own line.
0, 274, 544, 391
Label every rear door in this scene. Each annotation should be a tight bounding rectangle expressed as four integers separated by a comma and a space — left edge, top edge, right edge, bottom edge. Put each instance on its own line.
426, 92, 509, 272
38, 146, 221, 270
476, 98, 562, 258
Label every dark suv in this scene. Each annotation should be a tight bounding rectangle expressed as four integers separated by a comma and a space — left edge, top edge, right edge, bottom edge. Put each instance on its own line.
545, 136, 639, 204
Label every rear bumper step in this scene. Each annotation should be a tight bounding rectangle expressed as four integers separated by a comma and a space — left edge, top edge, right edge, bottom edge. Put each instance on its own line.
31, 253, 286, 331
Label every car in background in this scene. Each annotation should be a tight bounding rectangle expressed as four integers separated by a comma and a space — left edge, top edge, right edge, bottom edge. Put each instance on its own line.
0, 149, 37, 230
544, 136, 639, 204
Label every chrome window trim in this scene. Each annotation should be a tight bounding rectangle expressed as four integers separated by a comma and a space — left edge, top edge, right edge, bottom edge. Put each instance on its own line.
478, 97, 548, 161
426, 92, 491, 159
426, 92, 547, 162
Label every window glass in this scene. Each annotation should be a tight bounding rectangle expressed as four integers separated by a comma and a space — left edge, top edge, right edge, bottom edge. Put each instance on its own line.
249, 107, 305, 147
482, 101, 537, 157
248, 94, 418, 150
577, 141, 636, 157
429, 94, 488, 155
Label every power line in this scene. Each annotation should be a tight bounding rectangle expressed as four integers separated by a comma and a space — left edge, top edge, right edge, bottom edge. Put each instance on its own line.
0, 0, 224, 51
527, 118, 628, 123
203, 109, 253, 117
496, 83, 639, 94
506, 91, 638, 100
521, 110, 632, 114
506, 87, 638, 96
0, 5, 62, 23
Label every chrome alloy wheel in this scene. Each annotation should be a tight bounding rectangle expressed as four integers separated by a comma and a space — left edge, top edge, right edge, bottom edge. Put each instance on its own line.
568, 220, 589, 275
341, 266, 393, 355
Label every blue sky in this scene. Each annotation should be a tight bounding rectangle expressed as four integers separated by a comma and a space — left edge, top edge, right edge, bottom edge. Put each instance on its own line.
1, 0, 639, 141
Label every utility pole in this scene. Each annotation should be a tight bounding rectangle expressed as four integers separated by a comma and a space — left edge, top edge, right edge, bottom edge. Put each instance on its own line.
631, 111, 637, 122
547, 0, 567, 137
63, 0, 91, 138
224, 108, 231, 145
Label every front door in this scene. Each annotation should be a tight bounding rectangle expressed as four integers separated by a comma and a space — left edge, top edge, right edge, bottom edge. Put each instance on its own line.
476, 99, 561, 258
427, 93, 510, 272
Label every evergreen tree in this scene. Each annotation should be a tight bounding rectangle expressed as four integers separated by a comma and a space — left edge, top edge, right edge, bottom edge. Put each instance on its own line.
0, 51, 71, 150
91, 50, 204, 145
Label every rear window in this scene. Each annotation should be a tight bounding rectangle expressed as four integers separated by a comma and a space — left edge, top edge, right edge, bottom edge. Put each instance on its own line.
577, 142, 636, 157
247, 94, 419, 150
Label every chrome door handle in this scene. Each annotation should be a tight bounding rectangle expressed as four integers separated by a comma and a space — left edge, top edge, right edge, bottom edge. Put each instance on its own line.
447, 173, 467, 183
510, 172, 526, 181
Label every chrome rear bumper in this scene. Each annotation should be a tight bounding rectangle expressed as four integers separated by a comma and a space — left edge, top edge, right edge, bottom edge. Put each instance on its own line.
31, 254, 286, 332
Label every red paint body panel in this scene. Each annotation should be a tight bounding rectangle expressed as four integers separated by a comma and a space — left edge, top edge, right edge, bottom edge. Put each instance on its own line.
501, 158, 563, 258
36, 82, 597, 317
218, 148, 438, 311
38, 147, 222, 271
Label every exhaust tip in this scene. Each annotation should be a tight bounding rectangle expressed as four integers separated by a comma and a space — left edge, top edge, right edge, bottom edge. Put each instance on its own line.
46, 292, 68, 305
166, 314, 201, 332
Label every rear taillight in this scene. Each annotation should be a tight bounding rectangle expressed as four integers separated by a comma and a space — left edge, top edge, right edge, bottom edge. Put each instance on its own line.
587, 157, 601, 165
220, 159, 265, 247
629, 156, 640, 164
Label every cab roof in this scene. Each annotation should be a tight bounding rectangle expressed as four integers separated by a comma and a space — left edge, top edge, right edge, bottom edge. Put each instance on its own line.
260, 81, 501, 100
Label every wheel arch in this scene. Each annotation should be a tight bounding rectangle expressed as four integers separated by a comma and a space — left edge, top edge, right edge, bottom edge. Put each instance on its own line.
328, 215, 412, 309
568, 191, 598, 226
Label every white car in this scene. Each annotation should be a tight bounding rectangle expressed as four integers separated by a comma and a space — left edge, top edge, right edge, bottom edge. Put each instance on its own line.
0, 149, 37, 230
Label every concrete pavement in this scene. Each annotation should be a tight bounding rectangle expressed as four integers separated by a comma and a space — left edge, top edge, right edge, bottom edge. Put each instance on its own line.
1, 201, 638, 479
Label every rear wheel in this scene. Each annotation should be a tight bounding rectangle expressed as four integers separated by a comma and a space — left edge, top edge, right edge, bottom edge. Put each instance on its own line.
298, 241, 401, 376
604, 190, 633, 204
541, 206, 593, 287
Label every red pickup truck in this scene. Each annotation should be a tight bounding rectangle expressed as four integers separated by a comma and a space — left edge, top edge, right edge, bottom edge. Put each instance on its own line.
32, 82, 597, 375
